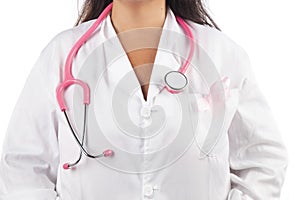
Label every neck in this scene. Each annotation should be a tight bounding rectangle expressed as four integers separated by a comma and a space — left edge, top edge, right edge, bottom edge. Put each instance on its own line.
111, 0, 167, 33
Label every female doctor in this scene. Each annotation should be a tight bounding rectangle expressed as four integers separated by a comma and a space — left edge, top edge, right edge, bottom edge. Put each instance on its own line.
0, 0, 288, 199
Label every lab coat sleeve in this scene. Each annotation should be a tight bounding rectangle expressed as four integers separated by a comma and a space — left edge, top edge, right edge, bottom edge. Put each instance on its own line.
0, 42, 60, 199
227, 48, 288, 200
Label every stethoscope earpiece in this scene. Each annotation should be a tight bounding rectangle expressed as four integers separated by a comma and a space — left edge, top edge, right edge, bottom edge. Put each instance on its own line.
103, 149, 114, 157
63, 163, 71, 170
62, 149, 114, 170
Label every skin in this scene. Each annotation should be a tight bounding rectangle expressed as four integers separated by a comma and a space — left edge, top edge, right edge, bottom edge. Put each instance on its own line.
111, 0, 167, 101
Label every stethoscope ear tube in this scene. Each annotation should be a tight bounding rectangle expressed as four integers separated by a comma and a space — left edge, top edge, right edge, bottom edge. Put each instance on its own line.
62, 104, 113, 170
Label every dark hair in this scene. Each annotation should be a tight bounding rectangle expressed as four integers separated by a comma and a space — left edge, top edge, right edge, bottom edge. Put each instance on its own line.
74, 0, 221, 31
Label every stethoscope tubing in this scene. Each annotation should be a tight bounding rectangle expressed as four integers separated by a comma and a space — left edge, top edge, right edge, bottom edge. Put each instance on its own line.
57, 2, 196, 170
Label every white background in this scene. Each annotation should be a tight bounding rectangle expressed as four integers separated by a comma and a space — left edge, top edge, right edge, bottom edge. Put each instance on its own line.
0, 0, 299, 199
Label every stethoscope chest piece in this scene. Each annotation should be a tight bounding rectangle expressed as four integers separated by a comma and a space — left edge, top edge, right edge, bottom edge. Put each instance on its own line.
164, 71, 188, 92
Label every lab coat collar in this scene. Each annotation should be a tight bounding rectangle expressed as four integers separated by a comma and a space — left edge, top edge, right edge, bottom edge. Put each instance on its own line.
101, 6, 187, 106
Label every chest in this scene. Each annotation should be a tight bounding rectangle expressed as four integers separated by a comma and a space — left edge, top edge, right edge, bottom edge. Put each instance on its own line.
126, 48, 158, 101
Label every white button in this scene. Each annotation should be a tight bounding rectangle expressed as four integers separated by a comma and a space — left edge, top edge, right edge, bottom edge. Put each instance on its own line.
139, 118, 152, 128
140, 106, 152, 118
144, 184, 154, 197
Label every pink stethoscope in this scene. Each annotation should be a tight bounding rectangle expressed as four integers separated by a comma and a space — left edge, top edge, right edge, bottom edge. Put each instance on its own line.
56, 2, 195, 170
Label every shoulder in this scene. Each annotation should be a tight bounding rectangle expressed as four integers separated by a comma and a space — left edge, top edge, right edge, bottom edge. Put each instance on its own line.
34, 19, 98, 84
186, 20, 248, 58
37, 19, 99, 69
186, 20, 252, 88
40, 19, 97, 56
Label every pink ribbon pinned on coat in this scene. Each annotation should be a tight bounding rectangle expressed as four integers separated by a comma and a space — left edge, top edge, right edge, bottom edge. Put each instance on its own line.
198, 76, 231, 111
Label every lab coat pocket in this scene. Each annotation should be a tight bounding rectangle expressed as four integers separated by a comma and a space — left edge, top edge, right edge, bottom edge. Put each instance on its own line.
191, 78, 240, 159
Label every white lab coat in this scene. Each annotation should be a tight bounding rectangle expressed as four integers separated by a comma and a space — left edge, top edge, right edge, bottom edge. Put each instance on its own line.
0, 6, 288, 200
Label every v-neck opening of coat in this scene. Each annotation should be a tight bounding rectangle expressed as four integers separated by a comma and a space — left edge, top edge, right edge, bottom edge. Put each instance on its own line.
106, 9, 171, 105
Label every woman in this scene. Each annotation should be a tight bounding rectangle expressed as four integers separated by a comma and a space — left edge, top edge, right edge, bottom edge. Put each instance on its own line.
0, 0, 288, 199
